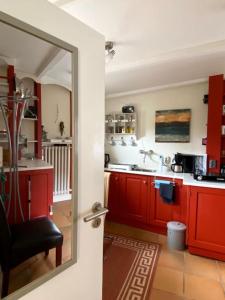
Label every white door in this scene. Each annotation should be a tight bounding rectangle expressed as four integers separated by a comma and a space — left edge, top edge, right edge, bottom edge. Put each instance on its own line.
0, 1, 105, 300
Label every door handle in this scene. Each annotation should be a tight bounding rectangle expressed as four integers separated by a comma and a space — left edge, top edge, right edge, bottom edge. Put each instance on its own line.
83, 202, 109, 223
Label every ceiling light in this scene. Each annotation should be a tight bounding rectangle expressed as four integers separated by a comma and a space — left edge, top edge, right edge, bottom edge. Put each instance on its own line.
105, 41, 115, 63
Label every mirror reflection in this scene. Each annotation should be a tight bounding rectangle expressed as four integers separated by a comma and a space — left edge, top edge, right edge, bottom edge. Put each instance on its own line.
0, 21, 73, 298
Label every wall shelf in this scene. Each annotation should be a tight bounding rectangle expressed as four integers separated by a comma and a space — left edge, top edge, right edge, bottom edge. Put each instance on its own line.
105, 112, 137, 136
105, 133, 136, 136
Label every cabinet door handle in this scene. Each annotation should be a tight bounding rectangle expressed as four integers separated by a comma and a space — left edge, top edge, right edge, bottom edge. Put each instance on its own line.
49, 205, 53, 216
28, 176, 31, 220
143, 180, 147, 185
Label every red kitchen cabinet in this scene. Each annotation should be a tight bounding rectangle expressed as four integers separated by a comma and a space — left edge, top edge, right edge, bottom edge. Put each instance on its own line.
107, 172, 123, 220
188, 186, 225, 261
107, 172, 187, 234
149, 177, 186, 232
206, 74, 224, 173
29, 170, 53, 219
5, 168, 53, 224
107, 172, 148, 225
120, 173, 148, 224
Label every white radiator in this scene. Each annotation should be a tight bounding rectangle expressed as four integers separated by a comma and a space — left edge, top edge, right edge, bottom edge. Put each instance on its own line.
42, 145, 72, 202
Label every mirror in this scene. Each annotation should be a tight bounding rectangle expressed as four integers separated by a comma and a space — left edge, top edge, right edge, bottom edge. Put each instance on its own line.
0, 16, 77, 299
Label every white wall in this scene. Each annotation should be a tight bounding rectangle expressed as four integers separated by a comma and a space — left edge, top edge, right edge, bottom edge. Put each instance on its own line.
105, 82, 208, 170
41, 84, 71, 138
0, 1, 105, 300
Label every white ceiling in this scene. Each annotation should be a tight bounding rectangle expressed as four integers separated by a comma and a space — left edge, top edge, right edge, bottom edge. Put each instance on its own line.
49, 0, 225, 97
0, 21, 71, 90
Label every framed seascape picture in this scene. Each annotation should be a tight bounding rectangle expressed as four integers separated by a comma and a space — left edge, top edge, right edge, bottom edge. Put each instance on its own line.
155, 109, 191, 142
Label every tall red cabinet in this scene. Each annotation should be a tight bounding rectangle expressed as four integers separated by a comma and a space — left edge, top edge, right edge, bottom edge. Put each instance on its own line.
207, 74, 225, 173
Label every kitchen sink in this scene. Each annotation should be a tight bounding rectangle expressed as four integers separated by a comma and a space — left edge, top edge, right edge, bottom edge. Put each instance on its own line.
132, 167, 157, 173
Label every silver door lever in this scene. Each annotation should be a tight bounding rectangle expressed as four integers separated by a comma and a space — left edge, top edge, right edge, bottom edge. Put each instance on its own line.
83, 202, 108, 223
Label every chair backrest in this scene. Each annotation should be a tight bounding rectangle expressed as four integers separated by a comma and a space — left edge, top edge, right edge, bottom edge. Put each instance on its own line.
0, 197, 12, 270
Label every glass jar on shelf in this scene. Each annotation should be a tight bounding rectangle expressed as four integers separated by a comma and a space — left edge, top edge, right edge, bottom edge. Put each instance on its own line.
105, 114, 114, 125
105, 114, 115, 134
116, 114, 125, 133
126, 115, 136, 134
106, 125, 114, 134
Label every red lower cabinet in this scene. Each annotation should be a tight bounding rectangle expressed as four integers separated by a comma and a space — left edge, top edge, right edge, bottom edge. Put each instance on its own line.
107, 172, 187, 234
121, 173, 148, 224
107, 172, 148, 225
149, 177, 187, 233
29, 171, 53, 219
5, 168, 53, 224
188, 186, 225, 260
107, 172, 123, 220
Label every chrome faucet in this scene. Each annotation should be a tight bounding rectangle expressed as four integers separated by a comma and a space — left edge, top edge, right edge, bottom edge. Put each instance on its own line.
139, 149, 154, 163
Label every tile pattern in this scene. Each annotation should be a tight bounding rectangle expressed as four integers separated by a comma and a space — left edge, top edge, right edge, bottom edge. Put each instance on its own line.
105, 221, 225, 300
104, 234, 160, 300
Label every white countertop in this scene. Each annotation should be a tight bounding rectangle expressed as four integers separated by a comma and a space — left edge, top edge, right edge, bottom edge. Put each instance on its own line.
105, 167, 184, 179
182, 173, 225, 189
3, 159, 53, 172
105, 168, 225, 189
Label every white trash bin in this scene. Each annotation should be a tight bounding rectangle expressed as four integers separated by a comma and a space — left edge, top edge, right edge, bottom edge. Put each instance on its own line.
167, 221, 186, 250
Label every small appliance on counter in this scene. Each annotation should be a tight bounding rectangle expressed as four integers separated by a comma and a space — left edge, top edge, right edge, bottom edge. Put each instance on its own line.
171, 154, 183, 173
105, 153, 110, 168
194, 173, 225, 182
172, 153, 207, 174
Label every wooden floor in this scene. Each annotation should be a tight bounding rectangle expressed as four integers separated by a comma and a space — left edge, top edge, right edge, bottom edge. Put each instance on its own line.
4, 200, 72, 296
105, 221, 225, 300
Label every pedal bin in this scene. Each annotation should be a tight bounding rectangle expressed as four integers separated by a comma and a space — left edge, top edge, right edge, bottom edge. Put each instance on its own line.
167, 221, 186, 250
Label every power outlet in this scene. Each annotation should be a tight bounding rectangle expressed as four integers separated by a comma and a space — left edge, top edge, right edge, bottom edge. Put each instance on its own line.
209, 160, 217, 168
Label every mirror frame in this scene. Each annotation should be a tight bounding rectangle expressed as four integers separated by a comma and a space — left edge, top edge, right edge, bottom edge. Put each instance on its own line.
0, 11, 78, 300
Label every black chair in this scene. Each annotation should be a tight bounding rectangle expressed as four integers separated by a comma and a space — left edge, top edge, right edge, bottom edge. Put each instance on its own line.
0, 197, 63, 298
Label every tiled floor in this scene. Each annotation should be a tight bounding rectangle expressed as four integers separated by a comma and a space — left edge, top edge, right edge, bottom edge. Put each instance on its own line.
105, 221, 225, 300
7, 200, 72, 295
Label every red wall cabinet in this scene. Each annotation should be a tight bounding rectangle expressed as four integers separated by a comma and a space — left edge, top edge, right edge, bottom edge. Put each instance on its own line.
6, 168, 53, 224
188, 186, 225, 260
149, 177, 187, 231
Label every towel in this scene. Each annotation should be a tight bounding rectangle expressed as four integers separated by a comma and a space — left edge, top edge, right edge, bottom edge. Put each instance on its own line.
159, 183, 175, 204
154, 179, 171, 189
104, 172, 111, 208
